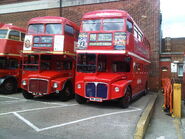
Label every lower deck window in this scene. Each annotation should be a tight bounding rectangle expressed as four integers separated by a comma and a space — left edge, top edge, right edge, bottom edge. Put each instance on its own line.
77, 54, 131, 73
0, 57, 19, 69
23, 54, 73, 71
112, 61, 130, 72
77, 54, 96, 73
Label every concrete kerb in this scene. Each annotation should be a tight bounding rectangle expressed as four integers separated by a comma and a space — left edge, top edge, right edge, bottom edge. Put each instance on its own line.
134, 93, 158, 139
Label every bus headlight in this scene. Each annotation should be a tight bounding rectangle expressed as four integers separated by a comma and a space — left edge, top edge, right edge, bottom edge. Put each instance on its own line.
22, 80, 27, 86
77, 84, 81, 89
53, 83, 58, 88
115, 87, 120, 92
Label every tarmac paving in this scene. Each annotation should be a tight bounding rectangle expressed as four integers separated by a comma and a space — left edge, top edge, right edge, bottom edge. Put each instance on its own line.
145, 92, 185, 139
0, 92, 152, 139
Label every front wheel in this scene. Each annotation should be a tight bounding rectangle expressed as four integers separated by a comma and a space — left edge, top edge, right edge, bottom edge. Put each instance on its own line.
75, 94, 86, 104
59, 82, 74, 101
0, 79, 17, 94
119, 87, 132, 108
22, 90, 33, 99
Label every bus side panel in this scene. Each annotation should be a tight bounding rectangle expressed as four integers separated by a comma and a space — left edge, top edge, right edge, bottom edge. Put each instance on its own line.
6, 40, 23, 55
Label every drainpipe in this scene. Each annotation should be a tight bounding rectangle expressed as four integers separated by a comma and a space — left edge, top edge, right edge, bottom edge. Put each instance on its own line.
60, 0, 62, 17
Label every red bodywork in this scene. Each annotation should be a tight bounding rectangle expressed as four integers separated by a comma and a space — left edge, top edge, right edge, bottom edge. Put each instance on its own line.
75, 10, 150, 102
21, 16, 79, 96
0, 23, 26, 89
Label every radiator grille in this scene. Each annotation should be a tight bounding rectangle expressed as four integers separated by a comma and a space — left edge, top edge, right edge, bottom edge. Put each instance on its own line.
86, 83, 107, 99
29, 79, 48, 93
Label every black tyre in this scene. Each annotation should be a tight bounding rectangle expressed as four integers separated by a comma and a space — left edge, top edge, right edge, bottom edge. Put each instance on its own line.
75, 94, 86, 104
119, 87, 132, 108
144, 82, 149, 95
59, 81, 74, 101
0, 79, 17, 94
22, 90, 33, 99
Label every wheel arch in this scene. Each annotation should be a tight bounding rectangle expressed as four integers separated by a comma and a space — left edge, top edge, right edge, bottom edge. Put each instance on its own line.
62, 78, 73, 90
0, 75, 18, 86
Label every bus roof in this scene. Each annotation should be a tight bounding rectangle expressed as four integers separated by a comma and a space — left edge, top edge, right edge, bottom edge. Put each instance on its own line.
28, 16, 79, 30
0, 23, 26, 32
82, 9, 133, 20
82, 9, 143, 36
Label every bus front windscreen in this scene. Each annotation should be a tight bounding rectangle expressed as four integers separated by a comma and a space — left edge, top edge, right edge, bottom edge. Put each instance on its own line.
0, 29, 8, 39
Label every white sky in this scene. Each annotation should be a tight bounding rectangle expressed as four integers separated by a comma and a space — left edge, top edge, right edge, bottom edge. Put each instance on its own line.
160, 0, 185, 38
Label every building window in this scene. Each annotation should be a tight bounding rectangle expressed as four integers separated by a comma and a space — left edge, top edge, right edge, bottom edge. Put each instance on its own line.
178, 64, 183, 77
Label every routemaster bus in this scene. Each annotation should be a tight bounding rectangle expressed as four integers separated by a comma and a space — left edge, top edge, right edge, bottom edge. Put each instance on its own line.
75, 10, 150, 108
0, 23, 25, 94
21, 16, 79, 101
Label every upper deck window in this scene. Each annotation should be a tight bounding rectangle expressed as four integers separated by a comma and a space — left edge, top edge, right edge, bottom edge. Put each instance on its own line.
8, 30, 20, 41
21, 33, 25, 41
28, 24, 44, 34
103, 19, 124, 31
64, 25, 74, 35
46, 24, 62, 34
126, 20, 133, 33
0, 29, 8, 39
82, 20, 101, 31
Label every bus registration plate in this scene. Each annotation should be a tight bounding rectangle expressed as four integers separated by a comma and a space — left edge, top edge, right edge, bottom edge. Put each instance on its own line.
89, 97, 103, 102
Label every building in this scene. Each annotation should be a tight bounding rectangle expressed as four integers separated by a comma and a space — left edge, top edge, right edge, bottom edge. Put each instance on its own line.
0, 0, 161, 91
160, 37, 185, 99
160, 37, 185, 80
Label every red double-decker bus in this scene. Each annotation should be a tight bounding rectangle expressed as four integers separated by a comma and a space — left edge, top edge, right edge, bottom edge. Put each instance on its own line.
75, 10, 150, 108
0, 23, 25, 94
21, 16, 79, 101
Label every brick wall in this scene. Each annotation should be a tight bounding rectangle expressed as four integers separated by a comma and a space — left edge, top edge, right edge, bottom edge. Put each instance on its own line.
0, 0, 161, 91
162, 37, 185, 53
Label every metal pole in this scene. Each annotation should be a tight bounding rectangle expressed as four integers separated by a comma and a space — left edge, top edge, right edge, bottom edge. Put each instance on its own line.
60, 0, 62, 17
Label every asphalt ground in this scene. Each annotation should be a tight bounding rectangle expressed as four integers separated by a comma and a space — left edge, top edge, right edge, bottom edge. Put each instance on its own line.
145, 93, 185, 139
0, 92, 153, 139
